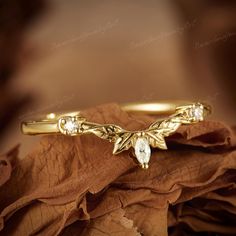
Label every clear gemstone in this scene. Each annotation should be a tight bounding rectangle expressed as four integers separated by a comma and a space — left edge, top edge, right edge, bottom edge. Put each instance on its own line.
191, 105, 204, 121
134, 137, 151, 166
63, 118, 78, 134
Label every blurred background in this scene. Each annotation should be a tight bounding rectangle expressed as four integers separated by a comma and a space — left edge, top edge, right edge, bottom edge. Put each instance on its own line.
0, 0, 236, 157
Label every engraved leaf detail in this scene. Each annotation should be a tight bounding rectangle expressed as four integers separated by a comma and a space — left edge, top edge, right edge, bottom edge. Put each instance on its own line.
113, 132, 134, 154
150, 118, 181, 136
145, 131, 167, 149
146, 118, 181, 149
83, 123, 123, 141
81, 116, 182, 155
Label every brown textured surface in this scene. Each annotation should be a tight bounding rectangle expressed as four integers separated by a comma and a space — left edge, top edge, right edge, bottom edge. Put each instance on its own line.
1, 103, 236, 235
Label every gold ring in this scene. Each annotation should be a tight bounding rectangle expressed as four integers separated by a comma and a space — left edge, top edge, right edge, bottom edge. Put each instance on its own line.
21, 101, 211, 169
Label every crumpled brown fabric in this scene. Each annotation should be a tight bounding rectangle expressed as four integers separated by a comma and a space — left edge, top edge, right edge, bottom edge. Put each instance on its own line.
1, 103, 236, 236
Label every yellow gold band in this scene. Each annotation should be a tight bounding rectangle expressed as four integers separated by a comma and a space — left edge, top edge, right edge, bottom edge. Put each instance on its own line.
21, 101, 211, 169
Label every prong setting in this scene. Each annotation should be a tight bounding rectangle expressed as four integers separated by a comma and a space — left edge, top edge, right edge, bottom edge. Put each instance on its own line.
58, 116, 80, 136
190, 103, 204, 122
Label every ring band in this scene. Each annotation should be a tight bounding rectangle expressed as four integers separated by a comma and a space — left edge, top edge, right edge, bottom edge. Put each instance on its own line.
21, 101, 211, 169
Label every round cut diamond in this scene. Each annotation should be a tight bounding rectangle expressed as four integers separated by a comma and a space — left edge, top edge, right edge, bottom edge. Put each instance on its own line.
60, 117, 79, 135
134, 137, 151, 167
64, 120, 78, 133
191, 105, 204, 121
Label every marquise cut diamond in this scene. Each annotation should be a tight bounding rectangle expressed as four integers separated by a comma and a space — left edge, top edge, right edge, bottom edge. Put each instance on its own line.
134, 137, 151, 168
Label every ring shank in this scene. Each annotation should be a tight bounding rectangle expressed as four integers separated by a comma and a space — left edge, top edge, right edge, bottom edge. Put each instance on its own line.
21, 122, 59, 135
121, 101, 190, 115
